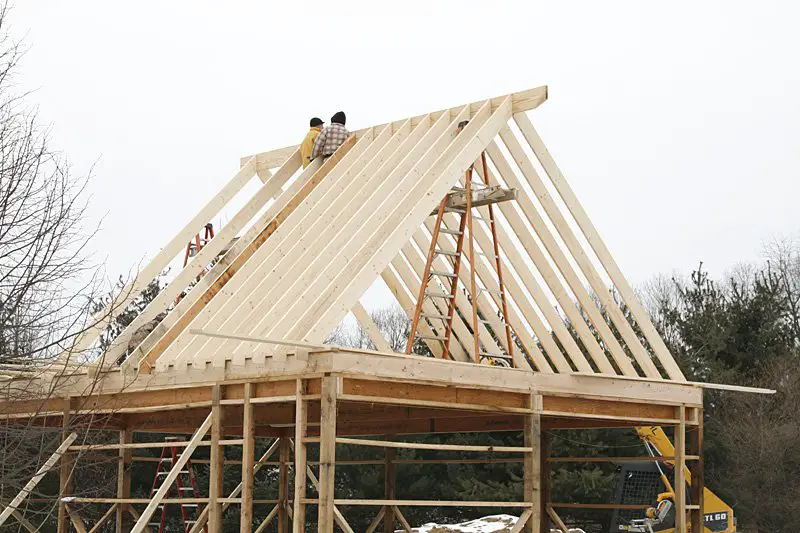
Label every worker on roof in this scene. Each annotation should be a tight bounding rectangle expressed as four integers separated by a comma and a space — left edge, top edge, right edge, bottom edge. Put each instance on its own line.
311, 111, 349, 161
301, 117, 324, 168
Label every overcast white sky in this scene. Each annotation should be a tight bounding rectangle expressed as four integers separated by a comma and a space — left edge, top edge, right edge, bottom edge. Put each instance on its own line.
8, 1, 800, 308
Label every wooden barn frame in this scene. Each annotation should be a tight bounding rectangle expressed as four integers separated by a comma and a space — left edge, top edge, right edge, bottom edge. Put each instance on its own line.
0, 86, 761, 532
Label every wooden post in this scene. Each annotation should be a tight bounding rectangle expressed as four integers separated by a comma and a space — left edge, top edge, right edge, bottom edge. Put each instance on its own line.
675, 405, 687, 533
210, 385, 225, 532
240, 383, 254, 533
690, 408, 704, 533
524, 394, 543, 533
539, 427, 551, 533
293, 379, 308, 533
317, 376, 338, 533
57, 399, 73, 533
116, 428, 132, 533
278, 436, 290, 533
383, 444, 397, 533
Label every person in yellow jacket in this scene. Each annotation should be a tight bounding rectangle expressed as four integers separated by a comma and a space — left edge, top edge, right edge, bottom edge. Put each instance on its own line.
301, 117, 324, 168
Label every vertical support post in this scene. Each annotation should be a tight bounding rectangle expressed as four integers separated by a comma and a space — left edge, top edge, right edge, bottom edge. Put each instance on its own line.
539, 426, 551, 533
318, 376, 338, 533
524, 394, 543, 533
690, 408, 704, 533
240, 383, 255, 533
383, 445, 397, 533
675, 404, 687, 533
116, 428, 132, 533
293, 379, 308, 533
209, 385, 224, 533
278, 436, 290, 533
57, 398, 73, 533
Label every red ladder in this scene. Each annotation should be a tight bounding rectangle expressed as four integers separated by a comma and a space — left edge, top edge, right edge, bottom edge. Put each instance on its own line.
148, 436, 207, 533
405, 151, 515, 366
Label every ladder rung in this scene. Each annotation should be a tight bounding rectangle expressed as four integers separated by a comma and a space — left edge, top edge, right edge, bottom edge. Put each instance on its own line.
419, 334, 448, 341
179, 487, 194, 491
182, 504, 199, 508
450, 208, 466, 214
431, 270, 457, 278
426, 292, 454, 299
477, 251, 498, 258
440, 228, 463, 235
433, 249, 458, 257
472, 216, 490, 222
421, 313, 448, 320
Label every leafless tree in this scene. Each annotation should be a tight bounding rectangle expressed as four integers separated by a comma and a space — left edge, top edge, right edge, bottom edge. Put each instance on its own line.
0, 4, 122, 529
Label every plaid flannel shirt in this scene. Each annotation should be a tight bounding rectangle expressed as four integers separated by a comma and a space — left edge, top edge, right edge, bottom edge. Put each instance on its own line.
311, 123, 349, 159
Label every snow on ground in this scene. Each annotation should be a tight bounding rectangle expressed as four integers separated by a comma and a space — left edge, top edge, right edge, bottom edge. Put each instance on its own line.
407, 514, 518, 532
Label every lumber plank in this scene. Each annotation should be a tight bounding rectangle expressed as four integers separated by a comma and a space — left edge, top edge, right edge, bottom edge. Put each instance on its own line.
351, 301, 392, 352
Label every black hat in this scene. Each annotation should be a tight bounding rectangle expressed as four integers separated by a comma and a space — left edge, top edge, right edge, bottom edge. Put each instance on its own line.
310, 117, 323, 128
331, 111, 346, 125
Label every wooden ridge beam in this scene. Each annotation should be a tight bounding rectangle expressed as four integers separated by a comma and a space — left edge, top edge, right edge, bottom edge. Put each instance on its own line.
239, 86, 548, 171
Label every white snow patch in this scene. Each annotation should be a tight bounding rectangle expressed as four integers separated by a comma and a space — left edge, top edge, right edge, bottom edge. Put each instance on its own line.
407, 514, 518, 532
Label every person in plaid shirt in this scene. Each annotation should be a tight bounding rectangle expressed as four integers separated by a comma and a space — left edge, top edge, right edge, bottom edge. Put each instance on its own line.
311, 111, 349, 160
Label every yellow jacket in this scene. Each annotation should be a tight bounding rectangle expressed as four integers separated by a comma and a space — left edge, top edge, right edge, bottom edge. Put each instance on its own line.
301, 127, 322, 168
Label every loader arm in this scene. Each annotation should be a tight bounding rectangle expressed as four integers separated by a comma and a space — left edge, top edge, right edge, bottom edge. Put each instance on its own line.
634, 426, 735, 533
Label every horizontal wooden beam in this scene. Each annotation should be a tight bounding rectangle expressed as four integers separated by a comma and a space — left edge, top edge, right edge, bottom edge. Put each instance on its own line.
432, 185, 518, 215
549, 503, 650, 510
547, 455, 700, 463
326, 436, 531, 453
303, 499, 533, 508
572, 371, 776, 395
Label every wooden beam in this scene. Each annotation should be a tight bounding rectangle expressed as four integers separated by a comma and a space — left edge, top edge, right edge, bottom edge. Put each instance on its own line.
540, 431, 551, 533
689, 409, 704, 533
57, 401, 72, 533
675, 405, 687, 533
278, 437, 290, 533
240, 383, 254, 532
510, 510, 533, 533
547, 506, 569, 533
209, 385, 224, 532
116, 429, 132, 533
365, 507, 386, 533
0, 432, 77, 527
392, 506, 413, 533
316, 499, 533, 507
318, 376, 338, 532
432, 185, 518, 215
383, 446, 396, 533
89, 503, 119, 533
239, 86, 548, 171
332, 436, 531, 453
292, 380, 308, 533
524, 395, 542, 533
130, 413, 213, 533
351, 301, 392, 352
